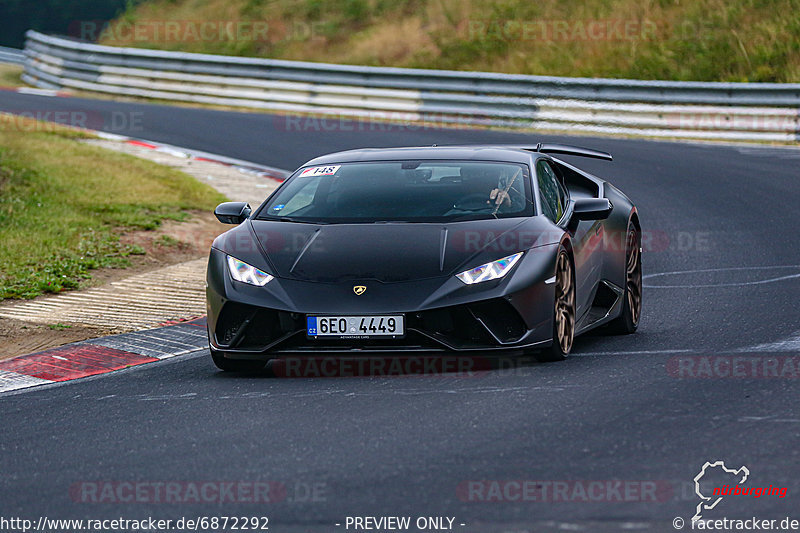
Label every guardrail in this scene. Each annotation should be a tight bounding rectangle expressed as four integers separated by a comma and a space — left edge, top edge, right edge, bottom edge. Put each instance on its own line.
0, 46, 25, 65
21, 30, 800, 142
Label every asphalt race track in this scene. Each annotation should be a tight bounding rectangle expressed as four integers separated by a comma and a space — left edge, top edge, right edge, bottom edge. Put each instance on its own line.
2, 93, 800, 531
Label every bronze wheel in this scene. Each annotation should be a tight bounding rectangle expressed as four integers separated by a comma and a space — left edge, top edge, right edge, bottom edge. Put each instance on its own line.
607, 220, 642, 334
538, 248, 575, 361
625, 228, 642, 327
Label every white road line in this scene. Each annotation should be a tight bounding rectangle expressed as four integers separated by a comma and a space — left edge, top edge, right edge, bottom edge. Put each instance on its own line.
571, 349, 693, 356
738, 331, 800, 353
643, 265, 800, 288
16, 87, 61, 97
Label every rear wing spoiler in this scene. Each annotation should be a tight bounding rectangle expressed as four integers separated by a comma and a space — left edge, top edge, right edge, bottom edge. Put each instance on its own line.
529, 143, 613, 161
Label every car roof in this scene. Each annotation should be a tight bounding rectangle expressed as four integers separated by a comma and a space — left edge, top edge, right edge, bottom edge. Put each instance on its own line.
302, 145, 543, 166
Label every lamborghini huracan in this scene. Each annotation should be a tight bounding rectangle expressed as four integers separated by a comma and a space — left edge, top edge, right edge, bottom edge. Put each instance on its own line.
206, 144, 642, 371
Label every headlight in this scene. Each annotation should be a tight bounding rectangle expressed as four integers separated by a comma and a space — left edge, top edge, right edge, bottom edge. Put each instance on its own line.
456, 252, 523, 285
226, 256, 274, 286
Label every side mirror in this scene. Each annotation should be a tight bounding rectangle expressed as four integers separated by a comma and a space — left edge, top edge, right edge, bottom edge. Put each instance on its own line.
572, 198, 612, 221
214, 202, 251, 224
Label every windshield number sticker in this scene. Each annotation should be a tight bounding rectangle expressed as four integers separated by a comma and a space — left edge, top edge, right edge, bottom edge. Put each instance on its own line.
299, 165, 340, 177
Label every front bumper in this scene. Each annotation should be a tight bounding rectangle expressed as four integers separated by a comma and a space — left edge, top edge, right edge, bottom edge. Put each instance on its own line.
205, 247, 557, 358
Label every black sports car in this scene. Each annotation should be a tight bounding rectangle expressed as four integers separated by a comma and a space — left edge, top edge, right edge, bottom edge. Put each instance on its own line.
206, 144, 641, 371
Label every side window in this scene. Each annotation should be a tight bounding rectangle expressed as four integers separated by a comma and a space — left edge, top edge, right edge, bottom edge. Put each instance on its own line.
550, 163, 570, 206
536, 160, 566, 222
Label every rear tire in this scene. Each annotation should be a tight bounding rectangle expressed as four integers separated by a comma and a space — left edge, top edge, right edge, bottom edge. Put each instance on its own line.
606, 221, 642, 334
210, 347, 267, 372
537, 247, 575, 362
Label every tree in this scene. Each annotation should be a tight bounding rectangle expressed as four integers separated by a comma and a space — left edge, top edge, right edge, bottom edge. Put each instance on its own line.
0, 0, 131, 48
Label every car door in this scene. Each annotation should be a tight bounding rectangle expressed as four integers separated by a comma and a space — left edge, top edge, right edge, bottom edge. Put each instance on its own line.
536, 159, 599, 321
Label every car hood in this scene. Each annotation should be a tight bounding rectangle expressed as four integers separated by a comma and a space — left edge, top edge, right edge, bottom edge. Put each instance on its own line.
247, 217, 559, 283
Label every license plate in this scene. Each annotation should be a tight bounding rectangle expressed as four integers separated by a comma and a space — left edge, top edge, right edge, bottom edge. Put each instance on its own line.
307, 315, 404, 338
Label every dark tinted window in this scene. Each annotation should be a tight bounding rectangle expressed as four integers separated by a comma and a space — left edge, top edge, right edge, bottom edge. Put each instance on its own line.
537, 160, 566, 222
258, 161, 533, 223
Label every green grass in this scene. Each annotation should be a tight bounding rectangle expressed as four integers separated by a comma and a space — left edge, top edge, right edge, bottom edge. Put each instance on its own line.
154, 234, 181, 247
103, 0, 800, 82
0, 64, 24, 88
0, 115, 226, 300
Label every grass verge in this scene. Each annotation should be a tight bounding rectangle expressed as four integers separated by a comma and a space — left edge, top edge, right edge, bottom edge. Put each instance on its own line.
103, 0, 800, 82
0, 64, 24, 88
0, 114, 225, 299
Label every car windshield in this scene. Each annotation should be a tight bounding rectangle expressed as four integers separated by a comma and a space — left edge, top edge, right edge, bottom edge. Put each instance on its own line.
257, 160, 534, 223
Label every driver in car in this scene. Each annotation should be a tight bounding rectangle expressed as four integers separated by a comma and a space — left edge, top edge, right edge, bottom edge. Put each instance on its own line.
461, 165, 525, 213
489, 173, 524, 210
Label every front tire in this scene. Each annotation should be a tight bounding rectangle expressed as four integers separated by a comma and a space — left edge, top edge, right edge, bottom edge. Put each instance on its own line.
606, 221, 642, 334
537, 248, 575, 362
210, 347, 267, 372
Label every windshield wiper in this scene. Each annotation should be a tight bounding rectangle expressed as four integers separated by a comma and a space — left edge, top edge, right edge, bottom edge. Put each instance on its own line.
267, 216, 328, 225
453, 207, 493, 212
